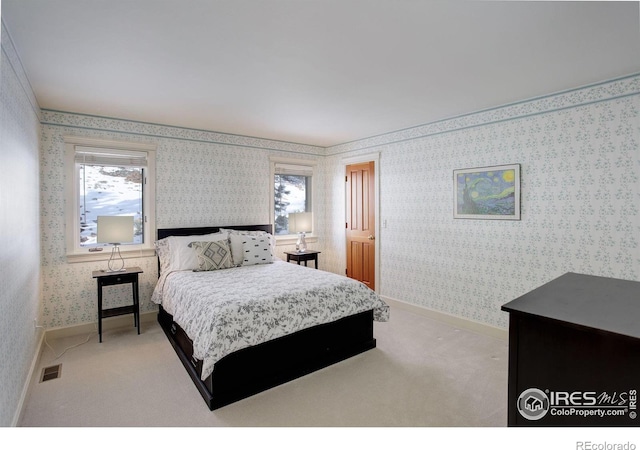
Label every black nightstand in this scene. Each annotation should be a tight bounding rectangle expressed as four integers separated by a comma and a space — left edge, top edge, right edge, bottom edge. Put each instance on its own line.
92, 267, 143, 342
284, 250, 321, 269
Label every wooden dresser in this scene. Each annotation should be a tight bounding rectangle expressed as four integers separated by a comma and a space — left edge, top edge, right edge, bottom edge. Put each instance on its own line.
501, 272, 639, 426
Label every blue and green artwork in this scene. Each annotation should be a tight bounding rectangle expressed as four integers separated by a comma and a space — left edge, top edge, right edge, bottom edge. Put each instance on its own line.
454, 165, 520, 219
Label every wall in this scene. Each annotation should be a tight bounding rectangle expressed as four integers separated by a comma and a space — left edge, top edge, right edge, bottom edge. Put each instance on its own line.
325, 74, 640, 329
4, 7, 638, 419
39, 111, 325, 329
43, 74, 638, 332
0, 22, 42, 426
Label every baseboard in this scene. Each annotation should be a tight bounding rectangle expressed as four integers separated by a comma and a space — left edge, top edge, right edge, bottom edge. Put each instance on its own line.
12, 328, 45, 427
44, 310, 157, 340
381, 295, 508, 341
12, 310, 158, 426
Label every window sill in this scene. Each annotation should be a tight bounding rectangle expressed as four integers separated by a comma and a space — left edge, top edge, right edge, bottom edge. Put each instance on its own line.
66, 248, 156, 263
275, 235, 318, 246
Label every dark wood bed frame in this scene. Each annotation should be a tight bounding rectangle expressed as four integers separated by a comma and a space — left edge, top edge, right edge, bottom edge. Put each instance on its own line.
156, 225, 377, 410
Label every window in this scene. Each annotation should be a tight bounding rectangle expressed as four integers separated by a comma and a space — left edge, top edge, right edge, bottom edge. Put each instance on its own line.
270, 158, 316, 238
64, 136, 156, 262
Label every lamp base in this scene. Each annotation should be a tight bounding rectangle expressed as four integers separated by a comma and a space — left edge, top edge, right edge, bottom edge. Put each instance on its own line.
296, 232, 307, 253
106, 245, 126, 272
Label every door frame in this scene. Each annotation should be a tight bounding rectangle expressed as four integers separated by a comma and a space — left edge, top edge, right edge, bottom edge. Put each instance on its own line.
342, 152, 380, 292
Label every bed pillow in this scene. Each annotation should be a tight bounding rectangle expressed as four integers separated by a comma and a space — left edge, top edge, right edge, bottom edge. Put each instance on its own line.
219, 228, 268, 236
159, 232, 226, 271
188, 240, 233, 271
155, 237, 172, 275
172, 232, 228, 270
225, 231, 264, 265
239, 235, 274, 266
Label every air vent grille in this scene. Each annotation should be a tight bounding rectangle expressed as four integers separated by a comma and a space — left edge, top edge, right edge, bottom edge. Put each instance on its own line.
40, 364, 62, 382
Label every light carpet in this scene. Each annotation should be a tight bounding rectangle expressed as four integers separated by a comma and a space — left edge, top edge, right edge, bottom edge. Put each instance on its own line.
18, 305, 508, 427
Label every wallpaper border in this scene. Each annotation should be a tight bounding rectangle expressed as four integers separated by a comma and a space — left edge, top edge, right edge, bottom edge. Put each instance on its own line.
327, 73, 640, 155
33, 72, 640, 157
40, 109, 325, 156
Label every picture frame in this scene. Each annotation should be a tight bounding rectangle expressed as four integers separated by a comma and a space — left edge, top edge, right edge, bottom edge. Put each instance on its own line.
453, 164, 521, 220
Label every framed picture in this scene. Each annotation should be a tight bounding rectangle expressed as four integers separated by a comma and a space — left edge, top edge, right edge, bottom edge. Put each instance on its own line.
453, 164, 521, 220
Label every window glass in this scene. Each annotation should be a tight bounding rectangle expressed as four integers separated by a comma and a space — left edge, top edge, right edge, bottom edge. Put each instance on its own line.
64, 136, 156, 260
274, 174, 311, 235
78, 164, 144, 247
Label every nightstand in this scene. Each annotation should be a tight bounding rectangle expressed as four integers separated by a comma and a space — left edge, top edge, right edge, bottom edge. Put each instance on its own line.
92, 267, 143, 342
284, 250, 321, 269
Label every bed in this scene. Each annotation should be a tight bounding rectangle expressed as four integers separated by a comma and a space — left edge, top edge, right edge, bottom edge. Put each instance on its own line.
152, 225, 389, 410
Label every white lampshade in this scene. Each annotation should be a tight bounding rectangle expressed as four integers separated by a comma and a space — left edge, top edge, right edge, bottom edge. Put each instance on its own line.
97, 216, 134, 244
288, 212, 312, 233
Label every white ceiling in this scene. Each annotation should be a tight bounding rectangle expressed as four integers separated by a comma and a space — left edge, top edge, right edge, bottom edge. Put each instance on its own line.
2, 1, 639, 147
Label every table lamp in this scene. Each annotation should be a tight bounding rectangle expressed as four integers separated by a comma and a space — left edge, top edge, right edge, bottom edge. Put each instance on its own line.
288, 212, 312, 252
97, 215, 134, 272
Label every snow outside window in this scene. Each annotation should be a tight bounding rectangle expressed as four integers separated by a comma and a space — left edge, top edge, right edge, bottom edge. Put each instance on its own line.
64, 137, 156, 262
271, 159, 315, 237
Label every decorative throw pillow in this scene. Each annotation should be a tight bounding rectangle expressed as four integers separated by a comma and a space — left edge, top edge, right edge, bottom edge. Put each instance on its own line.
227, 231, 273, 266
222, 229, 266, 263
171, 232, 226, 270
188, 240, 233, 271
240, 235, 274, 266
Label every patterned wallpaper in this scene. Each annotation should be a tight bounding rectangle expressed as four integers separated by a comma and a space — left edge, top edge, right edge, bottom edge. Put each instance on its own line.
39, 111, 325, 328
323, 74, 640, 329
1, 22, 42, 426
38, 74, 640, 332
3, 11, 639, 423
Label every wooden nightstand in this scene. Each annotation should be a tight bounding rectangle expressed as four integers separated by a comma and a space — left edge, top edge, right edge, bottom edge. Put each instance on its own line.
92, 267, 143, 342
284, 250, 321, 269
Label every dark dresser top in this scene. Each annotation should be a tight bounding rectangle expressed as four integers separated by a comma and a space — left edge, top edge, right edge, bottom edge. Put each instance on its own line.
501, 272, 640, 340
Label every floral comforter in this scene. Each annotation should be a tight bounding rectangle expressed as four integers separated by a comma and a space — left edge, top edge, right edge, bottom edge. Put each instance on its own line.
151, 260, 389, 380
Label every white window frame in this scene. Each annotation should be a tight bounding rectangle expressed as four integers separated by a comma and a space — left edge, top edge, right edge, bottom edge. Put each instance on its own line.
269, 156, 317, 245
64, 136, 157, 263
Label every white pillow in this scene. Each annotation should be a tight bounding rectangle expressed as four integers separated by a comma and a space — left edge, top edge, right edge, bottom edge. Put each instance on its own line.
228, 233, 247, 266
239, 235, 274, 266
167, 232, 226, 271
219, 228, 267, 236
224, 229, 267, 265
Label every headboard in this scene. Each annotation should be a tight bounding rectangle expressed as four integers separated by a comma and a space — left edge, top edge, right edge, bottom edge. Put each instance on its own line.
157, 224, 273, 241
156, 224, 274, 276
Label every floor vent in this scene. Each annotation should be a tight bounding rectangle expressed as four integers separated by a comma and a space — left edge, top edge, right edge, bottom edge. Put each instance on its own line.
40, 364, 62, 383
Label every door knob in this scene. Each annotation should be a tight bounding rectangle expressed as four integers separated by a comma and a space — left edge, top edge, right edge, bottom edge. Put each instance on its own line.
368, 235, 375, 240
